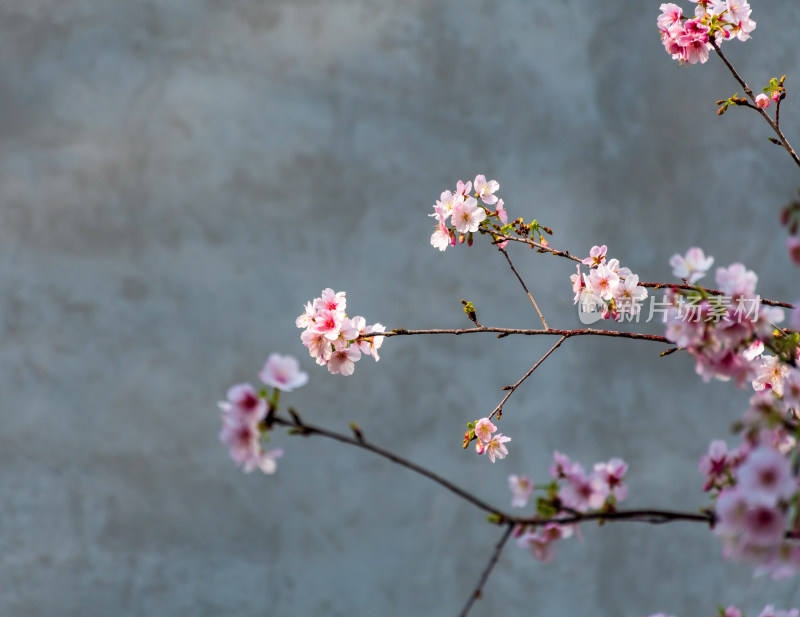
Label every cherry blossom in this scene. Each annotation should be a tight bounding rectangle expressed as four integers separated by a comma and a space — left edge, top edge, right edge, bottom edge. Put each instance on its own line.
485, 433, 511, 463
297, 289, 384, 376
475, 418, 497, 443
670, 247, 714, 283
756, 93, 771, 109
473, 175, 500, 205
259, 353, 309, 392
508, 474, 534, 508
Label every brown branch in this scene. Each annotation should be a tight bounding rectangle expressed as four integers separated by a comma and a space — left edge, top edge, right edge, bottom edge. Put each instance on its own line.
711, 40, 800, 170
513, 508, 714, 527
491, 233, 582, 262
490, 336, 567, 421
274, 411, 714, 529
498, 246, 549, 329
640, 282, 793, 309
458, 523, 515, 617
272, 413, 500, 516
384, 326, 671, 345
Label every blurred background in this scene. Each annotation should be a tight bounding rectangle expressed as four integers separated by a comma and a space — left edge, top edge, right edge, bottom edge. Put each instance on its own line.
3, 1, 800, 615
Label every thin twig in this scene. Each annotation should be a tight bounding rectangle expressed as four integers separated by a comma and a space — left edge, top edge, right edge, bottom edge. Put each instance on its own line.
458, 524, 515, 617
271, 414, 500, 516
498, 246, 549, 329
640, 282, 793, 308
711, 40, 800, 169
490, 336, 567, 420
383, 326, 671, 344
514, 508, 714, 527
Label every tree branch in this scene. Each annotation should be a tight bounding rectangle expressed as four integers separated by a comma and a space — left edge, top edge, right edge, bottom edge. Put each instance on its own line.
383, 326, 671, 345
458, 523, 515, 617
489, 336, 567, 421
711, 40, 800, 170
498, 246, 549, 329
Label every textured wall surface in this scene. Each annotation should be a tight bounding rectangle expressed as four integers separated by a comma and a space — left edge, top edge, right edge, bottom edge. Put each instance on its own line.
3, 1, 800, 615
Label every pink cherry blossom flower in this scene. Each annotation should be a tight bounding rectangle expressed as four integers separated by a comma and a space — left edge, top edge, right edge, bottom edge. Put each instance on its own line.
593, 458, 628, 502
741, 501, 787, 547
723, 607, 743, 617
517, 523, 572, 563
756, 93, 771, 109
737, 447, 796, 505
259, 353, 309, 392
613, 274, 648, 315
431, 221, 451, 251
582, 245, 607, 267
550, 451, 583, 480
570, 265, 585, 304
295, 301, 316, 329
716, 263, 758, 297
451, 197, 486, 233
455, 179, 472, 196
474, 417, 497, 443
699, 439, 730, 491
327, 344, 362, 376
752, 355, 790, 397
495, 198, 508, 224
559, 469, 608, 512
508, 475, 534, 508
301, 328, 333, 365
313, 288, 347, 314
657, 3, 683, 30
485, 433, 511, 463
313, 308, 346, 341
670, 247, 714, 283
473, 174, 500, 205
219, 415, 284, 474
219, 383, 267, 424
587, 263, 620, 301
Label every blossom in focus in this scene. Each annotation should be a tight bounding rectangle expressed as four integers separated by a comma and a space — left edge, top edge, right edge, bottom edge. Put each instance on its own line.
297, 289, 384, 377
658, 0, 755, 64
259, 353, 309, 392
582, 244, 607, 267
752, 356, 790, 396
474, 174, 500, 205
669, 247, 714, 283
485, 433, 511, 463
756, 93, 771, 109
451, 197, 485, 233
474, 417, 497, 443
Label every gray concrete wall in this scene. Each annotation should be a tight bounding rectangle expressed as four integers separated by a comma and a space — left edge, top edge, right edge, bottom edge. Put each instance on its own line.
3, 1, 800, 615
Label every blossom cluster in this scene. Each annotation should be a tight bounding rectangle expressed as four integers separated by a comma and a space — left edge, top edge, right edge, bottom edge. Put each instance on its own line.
218, 353, 308, 474
296, 288, 385, 376
570, 244, 649, 321
698, 384, 800, 577
658, 0, 756, 65
663, 248, 786, 387
468, 417, 512, 462
429, 175, 506, 251
649, 607, 799, 617
509, 451, 628, 563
